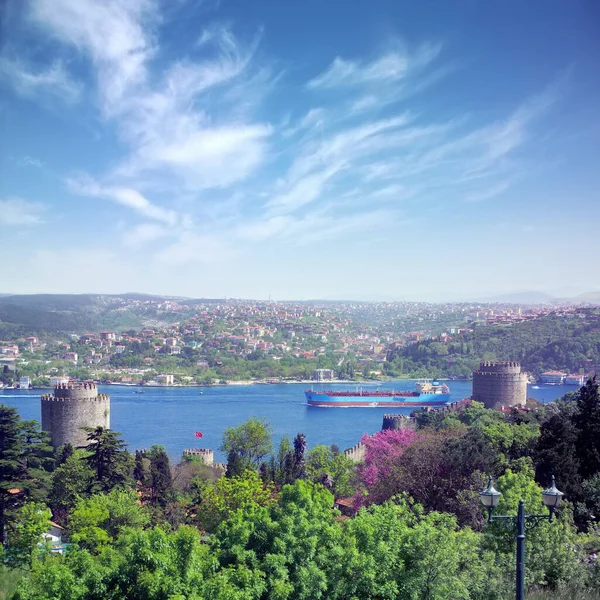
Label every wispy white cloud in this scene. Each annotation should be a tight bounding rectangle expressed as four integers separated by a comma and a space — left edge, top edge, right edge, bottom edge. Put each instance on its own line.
307, 42, 441, 89
17, 156, 43, 168
11, 1, 564, 267
0, 57, 81, 104
29, 0, 273, 193
464, 181, 513, 203
238, 207, 397, 246
0, 197, 45, 226
66, 177, 181, 226
29, 0, 155, 116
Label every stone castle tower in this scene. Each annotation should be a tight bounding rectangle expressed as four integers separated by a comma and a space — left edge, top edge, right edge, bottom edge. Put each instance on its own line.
471, 362, 528, 410
41, 382, 110, 448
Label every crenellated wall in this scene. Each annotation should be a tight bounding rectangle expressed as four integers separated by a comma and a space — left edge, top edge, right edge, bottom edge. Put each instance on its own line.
182, 448, 214, 465
343, 442, 366, 463
472, 362, 527, 409
41, 382, 110, 448
382, 414, 415, 430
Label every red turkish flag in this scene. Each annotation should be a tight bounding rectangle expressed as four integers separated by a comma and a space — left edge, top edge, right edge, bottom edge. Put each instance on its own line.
195, 431, 203, 438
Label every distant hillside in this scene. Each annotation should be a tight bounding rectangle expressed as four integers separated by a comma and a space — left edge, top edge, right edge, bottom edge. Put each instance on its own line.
0, 294, 178, 337
471, 291, 556, 304
386, 311, 600, 378
565, 291, 600, 305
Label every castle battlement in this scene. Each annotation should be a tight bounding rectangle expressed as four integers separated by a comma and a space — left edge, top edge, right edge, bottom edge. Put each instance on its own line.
41, 382, 110, 448
41, 393, 110, 402
382, 413, 414, 430
472, 361, 527, 409
183, 448, 214, 465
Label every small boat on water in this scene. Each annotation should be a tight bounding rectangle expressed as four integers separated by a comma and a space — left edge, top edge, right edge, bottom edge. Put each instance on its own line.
134, 390, 145, 394
305, 380, 451, 407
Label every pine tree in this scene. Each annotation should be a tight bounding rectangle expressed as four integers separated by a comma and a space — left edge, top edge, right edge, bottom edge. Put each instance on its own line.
19, 420, 54, 502
0, 407, 54, 545
0, 406, 25, 545
56, 443, 74, 466
83, 426, 131, 493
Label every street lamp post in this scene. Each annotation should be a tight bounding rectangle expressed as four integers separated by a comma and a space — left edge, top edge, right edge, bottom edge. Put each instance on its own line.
479, 475, 564, 600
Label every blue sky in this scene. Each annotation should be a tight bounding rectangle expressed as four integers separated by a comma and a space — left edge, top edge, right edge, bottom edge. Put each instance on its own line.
1, 0, 599, 301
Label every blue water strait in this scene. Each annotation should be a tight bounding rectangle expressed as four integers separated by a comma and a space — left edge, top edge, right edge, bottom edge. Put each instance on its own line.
0, 381, 574, 461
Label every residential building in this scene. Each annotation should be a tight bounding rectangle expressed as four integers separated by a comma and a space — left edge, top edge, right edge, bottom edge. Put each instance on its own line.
19, 376, 31, 389
157, 374, 174, 386
564, 374, 585, 386
312, 368, 335, 381
540, 371, 566, 385
63, 352, 78, 364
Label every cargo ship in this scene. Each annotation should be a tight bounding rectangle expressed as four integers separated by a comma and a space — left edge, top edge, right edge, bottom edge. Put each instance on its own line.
305, 380, 451, 407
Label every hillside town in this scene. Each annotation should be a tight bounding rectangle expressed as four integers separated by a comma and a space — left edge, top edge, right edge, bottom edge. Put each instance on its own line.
0, 296, 594, 388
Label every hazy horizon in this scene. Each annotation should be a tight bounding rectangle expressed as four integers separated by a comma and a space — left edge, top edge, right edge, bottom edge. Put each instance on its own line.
1, 1, 599, 300
2, 287, 600, 304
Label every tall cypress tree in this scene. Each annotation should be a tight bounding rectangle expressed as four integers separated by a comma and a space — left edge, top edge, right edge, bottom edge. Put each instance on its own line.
574, 377, 600, 480
293, 433, 306, 480
134, 450, 147, 486
536, 411, 581, 499
149, 446, 172, 505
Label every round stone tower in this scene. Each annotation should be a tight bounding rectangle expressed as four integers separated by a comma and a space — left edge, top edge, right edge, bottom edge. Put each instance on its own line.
41, 381, 110, 448
471, 362, 528, 410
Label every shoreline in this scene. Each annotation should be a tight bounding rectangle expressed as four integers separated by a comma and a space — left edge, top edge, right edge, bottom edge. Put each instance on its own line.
8, 377, 473, 391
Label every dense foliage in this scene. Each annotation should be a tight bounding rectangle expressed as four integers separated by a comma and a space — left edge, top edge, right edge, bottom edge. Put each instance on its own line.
386, 313, 600, 378
3, 381, 600, 598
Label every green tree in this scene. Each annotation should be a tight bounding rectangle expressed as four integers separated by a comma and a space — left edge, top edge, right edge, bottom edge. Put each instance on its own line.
574, 377, 600, 480
69, 488, 150, 552
0, 406, 25, 546
337, 498, 499, 600
49, 450, 94, 525
133, 449, 147, 486
220, 417, 273, 470
305, 445, 355, 498
18, 420, 54, 502
292, 433, 306, 480
0, 407, 53, 547
215, 479, 341, 600
4, 502, 51, 567
82, 427, 131, 493
483, 467, 585, 592
198, 469, 275, 533
535, 410, 582, 502
148, 445, 172, 505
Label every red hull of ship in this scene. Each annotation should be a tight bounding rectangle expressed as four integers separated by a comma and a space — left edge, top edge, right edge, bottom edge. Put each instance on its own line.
307, 399, 448, 407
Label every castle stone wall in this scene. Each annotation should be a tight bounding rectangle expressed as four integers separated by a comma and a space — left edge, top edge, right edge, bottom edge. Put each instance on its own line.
183, 448, 214, 466
472, 362, 527, 409
382, 414, 414, 430
41, 382, 110, 448
343, 442, 366, 463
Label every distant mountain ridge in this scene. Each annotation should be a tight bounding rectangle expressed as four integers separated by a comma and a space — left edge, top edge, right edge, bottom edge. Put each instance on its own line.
471, 291, 557, 304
